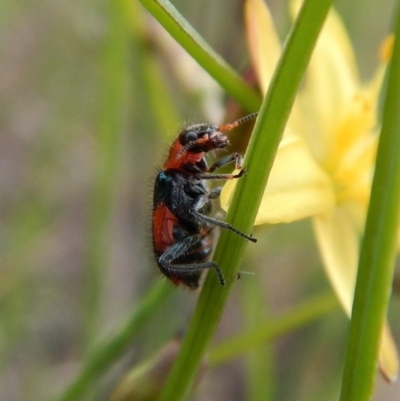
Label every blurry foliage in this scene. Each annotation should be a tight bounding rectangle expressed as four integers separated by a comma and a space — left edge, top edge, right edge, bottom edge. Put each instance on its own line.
0, 0, 399, 400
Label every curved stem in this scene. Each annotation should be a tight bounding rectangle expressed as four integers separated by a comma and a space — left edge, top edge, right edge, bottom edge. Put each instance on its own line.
137, 0, 262, 111
339, 3, 400, 399
156, 1, 333, 400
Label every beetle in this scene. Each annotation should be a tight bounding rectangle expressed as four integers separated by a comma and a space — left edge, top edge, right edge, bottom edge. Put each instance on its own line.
152, 113, 258, 289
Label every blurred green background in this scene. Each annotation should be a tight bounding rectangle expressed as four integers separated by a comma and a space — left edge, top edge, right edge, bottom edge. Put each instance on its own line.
1, 0, 399, 400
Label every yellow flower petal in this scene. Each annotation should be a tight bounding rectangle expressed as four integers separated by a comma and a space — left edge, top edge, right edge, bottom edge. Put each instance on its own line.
313, 206, 360, 314
334, 129, 377, 206
313, 207, 399, 381
220, 137, 335, 224
294, 3, 360, 163
244, 0, 281, 93
244, 0, 303, 137
327, 93, 376, 171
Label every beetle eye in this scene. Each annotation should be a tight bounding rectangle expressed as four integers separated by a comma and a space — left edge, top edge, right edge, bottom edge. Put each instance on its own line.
185, 131, 198, 143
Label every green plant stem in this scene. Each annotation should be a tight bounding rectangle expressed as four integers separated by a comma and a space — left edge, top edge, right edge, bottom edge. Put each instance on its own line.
241, 267, 274, 401
137, 0, 261, 112
83, 0, 129, 347
339, 5, 400, 401
210, 293, 338, 366
56, 281, 172, 401
157, 1, 333, 400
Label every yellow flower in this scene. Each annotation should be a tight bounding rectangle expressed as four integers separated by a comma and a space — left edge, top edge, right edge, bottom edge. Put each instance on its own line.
221, 0, 398, 381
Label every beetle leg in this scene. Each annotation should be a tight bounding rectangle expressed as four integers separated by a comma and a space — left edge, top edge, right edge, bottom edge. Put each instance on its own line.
196, 168, 246, 181
209, 187, 222, 199
191, 194, 210, 211
163, 260, 225, 287
158, 235, 225, 286
207, 152, 242, 172
193, 212, 257, 243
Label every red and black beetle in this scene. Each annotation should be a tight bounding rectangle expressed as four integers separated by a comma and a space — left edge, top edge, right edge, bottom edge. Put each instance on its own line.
152, 113, 258, 289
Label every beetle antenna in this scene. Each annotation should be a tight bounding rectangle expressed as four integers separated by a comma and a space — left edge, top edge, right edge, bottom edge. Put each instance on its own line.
177, 138, 201, 157
218, 112, 258, 132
